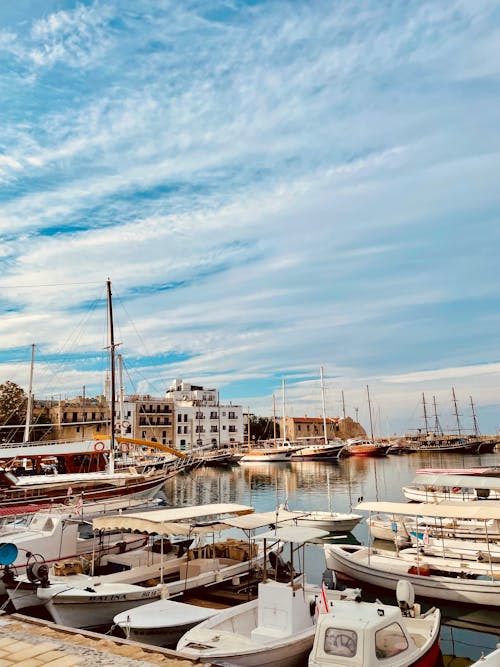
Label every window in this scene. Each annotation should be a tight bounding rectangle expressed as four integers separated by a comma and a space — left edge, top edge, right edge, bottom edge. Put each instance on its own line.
183, 426, 188, 434
184, 414, 188, 422
298, 425, 302, 431
177, 426, 182, 434
210, 412, 218, 419
228, 425, 236, 433
375, 623, 409, 660
177, 414, 182, 422
211, 425, 218, 433
323, 628, 357, 658
228, 411, 236, 419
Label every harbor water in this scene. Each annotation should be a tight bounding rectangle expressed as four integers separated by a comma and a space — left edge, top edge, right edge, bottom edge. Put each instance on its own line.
161, 450, 500, 663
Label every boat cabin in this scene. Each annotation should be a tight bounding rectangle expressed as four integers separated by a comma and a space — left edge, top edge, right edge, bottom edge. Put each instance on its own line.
309, 602, 424, 667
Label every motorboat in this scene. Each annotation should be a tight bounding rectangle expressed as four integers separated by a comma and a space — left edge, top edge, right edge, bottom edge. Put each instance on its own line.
402, 474, 500, 503
344, 440, 390, 457
114, 598, 221, 647
291, 441, 345, 461
470, 645, 500, 666
239, 441, 302, 463
177, 526, 362, 667
309, 580, 442, 667
324, 500, 500, 607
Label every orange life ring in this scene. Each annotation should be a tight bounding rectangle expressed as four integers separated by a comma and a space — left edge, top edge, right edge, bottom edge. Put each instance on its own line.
94, 441, 105, 452
120, 443, 129, 453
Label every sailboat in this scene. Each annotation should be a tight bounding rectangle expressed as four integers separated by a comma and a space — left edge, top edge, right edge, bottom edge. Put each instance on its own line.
345, 387, 389, 457
0, 280, 189, 508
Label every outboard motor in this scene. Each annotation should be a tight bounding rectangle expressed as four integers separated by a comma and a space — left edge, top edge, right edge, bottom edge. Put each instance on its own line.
396, 579, 415, 617
322, 568, 337, 590
26, 561, 50, 588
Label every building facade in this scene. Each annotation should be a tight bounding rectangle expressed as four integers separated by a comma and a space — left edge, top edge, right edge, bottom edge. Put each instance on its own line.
280, 415, 366, 442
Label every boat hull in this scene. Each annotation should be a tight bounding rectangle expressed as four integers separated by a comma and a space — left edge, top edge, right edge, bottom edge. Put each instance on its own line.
325, 544, 500, 606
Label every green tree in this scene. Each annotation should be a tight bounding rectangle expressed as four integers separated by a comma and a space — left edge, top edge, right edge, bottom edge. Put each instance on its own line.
249, 415, 279, 442
0, 381, 27, 443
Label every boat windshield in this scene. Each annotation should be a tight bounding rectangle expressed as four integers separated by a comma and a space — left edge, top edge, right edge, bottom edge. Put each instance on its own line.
375, 622, 409, 660
324, 627, 357, 658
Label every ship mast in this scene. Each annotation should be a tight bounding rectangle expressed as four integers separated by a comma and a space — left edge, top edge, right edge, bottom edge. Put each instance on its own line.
451, 386, 462, 436
366, 385, 375, 443
422, 393, 430, 434
470, 396, 480, 436
320, 367, 328, 445
23, 343, 35, 443
106, 279, 117, 474
432, 396, 443, 436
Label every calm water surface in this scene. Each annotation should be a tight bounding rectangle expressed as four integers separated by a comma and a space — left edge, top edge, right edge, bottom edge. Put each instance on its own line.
163, 450, 500, 663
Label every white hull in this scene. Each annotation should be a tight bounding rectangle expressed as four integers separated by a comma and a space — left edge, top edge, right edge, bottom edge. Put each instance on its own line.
402, 487, 500, 503
115, 599, 219, 647
239, 452, 295, 462
38, 583, 163, 629
325, 544, 500, 606
294, 512, 362, 533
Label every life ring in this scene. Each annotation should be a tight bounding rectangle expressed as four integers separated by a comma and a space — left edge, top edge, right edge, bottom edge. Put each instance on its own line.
120, 443, 129, 453
122, 420, 130, 429
94, 441, 105, 452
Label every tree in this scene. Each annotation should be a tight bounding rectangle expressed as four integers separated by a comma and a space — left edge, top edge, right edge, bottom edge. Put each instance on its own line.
249, 415, 279, 442
0, 380, 27, 442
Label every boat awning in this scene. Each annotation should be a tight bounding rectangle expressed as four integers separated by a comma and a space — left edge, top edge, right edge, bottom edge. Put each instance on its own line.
92, 503, 254, 534
222, 510, 307, 531
356, 501, 500, 520
255, 526, 329, 543
411, 474, 500, 490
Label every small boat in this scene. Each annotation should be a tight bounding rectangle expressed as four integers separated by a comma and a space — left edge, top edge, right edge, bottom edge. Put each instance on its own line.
291, 441, 345, 461
325, 500, 500, 607
344, 440, 390, 457
402, 473, 500, 503
470, 645, 500, 666
239, 441, 302, 462
114, 598, 221, 647
309, 580, 442, 667
177, 526, 362, 667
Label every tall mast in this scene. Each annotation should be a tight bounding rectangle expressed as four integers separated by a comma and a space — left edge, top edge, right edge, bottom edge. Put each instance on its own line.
422, 393, 430, 434
320, 366, 328, 445
272, 394, 277, 442
451, 387, 462, 436
341, 390, 346, 420
117, 354, 125, 436
366, 385, 375, 443
470, 396, 480, 436
23, 343, 35, 443
282, 378, 287, 442
107, 279, 116, 473
432, 396, 443, 436
247, 407, 251, 448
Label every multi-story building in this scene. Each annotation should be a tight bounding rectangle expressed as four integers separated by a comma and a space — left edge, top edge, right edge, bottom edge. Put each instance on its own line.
48, 396, 108, 441
166, 379, 244, 450
119, 396, 174, 446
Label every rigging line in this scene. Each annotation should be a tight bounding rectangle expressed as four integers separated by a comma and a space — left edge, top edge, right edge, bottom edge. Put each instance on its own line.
116, 299, 154, 358
0, 281, 103, 288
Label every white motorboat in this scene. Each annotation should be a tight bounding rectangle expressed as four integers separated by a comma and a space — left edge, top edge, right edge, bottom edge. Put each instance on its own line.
239, 441, 302, 463
309, 580, 442, 667
30, 503, 260, 628
366, 514, 412, 546
292, 510, 362, 533
325, 500, 500, 607
114, 598, 220, 647
402, 473, 500, 503
177, 526, 361, 667
470, 645, 500, 666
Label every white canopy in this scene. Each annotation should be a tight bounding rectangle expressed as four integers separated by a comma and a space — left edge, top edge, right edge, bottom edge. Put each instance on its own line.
92, 503, 254, 534
222, 509, 307, 531
411, 474, 500, 490
255, 526, 329, 543
356, 500, 500, 520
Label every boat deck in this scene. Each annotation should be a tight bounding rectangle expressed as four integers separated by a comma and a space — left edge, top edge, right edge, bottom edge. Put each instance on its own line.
0, 611, 196, 666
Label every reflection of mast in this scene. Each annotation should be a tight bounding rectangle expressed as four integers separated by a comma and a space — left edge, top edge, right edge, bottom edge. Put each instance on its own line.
451, 387, 462, 436
470, 396, 480, 436
320, 367, 328, 445
23, 343, 35, 443
422, 393, 430, 434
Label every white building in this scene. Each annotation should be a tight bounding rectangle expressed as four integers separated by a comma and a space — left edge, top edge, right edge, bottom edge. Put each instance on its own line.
166, 379, 244, 450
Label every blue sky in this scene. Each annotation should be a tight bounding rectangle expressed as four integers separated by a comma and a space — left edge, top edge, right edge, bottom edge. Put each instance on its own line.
1, 1, 500, 435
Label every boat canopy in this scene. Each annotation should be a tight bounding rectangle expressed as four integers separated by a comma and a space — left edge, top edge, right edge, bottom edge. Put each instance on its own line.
356, 500, 500, 520
255, 525, 329, 543
411, 474, 500, 490
92, 503, 254, 534
222, 509, 307, 531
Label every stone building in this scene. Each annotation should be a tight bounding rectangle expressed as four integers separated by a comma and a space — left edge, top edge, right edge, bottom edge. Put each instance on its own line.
280, 415, 366, 442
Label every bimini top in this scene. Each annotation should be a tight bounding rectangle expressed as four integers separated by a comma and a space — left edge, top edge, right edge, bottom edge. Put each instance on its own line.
222, 509, 307, 531
356, 500, 500, 521
255, 525, 329, 543
410, 474, 500, 490
92, 502, 254, 535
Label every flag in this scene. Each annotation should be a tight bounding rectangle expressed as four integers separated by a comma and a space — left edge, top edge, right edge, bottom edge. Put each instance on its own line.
67, 486, 73, 497
316, 581, 329, 615
423, 526, 430, 546
76, 495, 83, 517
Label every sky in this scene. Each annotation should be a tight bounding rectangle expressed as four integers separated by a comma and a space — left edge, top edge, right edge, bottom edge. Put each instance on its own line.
1, 0, 500, 436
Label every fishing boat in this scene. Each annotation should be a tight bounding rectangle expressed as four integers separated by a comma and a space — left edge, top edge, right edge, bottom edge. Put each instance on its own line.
32, 503, 260, 628
177, 526, 362, 667
324, 500, 500, 607
402, 474, 500, 503
309, 580, 442, 667
114, 599, 221, 647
